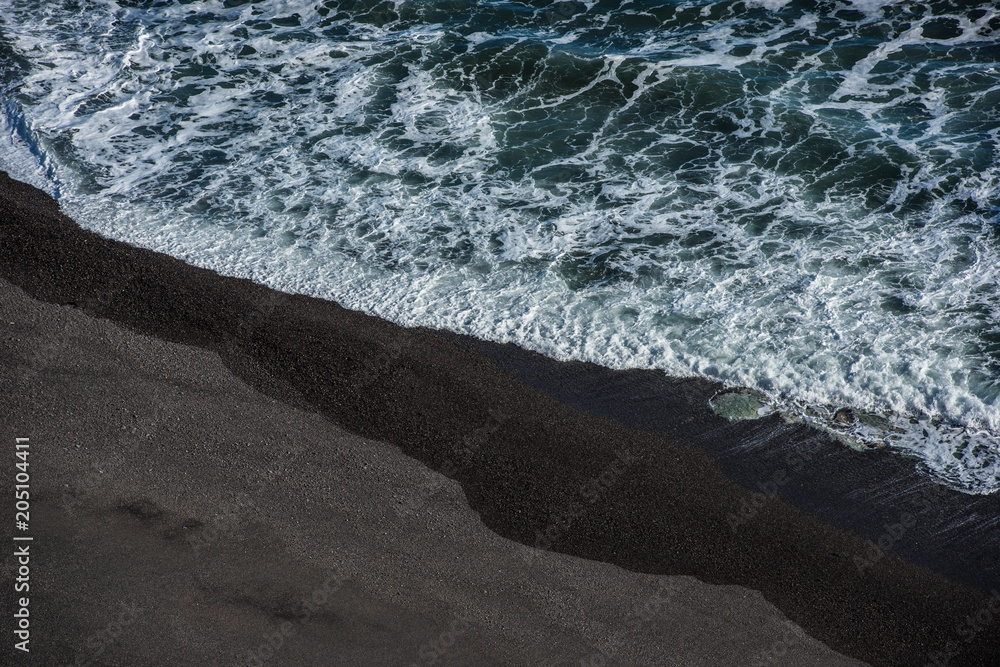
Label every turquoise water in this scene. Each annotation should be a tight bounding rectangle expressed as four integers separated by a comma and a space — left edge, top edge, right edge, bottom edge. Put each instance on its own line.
1, 0, 999, 492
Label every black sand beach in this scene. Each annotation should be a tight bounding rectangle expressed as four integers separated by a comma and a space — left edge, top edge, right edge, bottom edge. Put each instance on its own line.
1, 170, 999, 666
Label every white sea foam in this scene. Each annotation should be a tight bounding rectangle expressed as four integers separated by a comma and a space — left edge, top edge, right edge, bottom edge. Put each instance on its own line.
1, 0, 999, 492
0, 100, 53, 193
745, 0, 792, 10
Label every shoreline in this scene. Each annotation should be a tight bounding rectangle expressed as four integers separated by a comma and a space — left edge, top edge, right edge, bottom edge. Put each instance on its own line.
2, 170, 999, 665
456, 333, 1000, 594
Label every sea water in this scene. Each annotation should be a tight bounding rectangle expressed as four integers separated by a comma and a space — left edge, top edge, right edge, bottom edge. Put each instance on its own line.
1, 0, 998, 493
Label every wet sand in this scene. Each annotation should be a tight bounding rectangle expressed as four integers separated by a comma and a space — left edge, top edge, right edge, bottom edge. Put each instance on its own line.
2, 170, 998, 665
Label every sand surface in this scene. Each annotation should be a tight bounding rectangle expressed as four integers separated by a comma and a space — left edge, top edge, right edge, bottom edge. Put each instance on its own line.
1, 277, 864, 666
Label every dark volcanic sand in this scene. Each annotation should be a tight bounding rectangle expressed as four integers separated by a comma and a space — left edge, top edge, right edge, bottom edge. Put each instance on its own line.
1, 170, 998, 666
0, 275, 860, 666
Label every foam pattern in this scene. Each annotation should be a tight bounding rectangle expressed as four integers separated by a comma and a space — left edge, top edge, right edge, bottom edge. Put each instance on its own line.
1, 0, 998, 492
